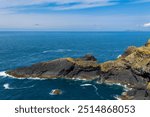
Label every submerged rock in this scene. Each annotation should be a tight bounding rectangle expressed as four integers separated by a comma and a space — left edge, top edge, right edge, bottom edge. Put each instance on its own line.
6, 39, 150, 100
50, 89, 62, 95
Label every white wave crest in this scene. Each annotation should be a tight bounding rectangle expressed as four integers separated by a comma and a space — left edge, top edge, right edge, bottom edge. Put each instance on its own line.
80, 84, 99, 96
0, 71, 48, 80
3, 83, 12, 89
114, 95, 122, 100
117, 54, 122, 58
0, 71, 9, 77
3, 83, 34, 90
10, 77, 47, 80
27, 77, 46, 80
43, 49, 72, 53
105, 82, 132, 91
80, 84, 92, 86
0, 71, 18, 78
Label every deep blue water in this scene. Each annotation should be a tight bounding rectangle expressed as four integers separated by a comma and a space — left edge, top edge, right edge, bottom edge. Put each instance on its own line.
0, 31, 150, 100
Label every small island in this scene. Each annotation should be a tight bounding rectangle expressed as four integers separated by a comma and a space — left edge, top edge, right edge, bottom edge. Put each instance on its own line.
6, 40, 150, 100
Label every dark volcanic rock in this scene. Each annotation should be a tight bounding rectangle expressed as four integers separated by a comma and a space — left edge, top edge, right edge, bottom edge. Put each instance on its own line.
7, 55, 100, 80
6, 39, 150, 100
7, 59, 75, 78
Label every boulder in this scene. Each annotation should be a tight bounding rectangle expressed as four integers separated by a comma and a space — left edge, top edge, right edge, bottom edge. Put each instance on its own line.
50, 89, 62, 95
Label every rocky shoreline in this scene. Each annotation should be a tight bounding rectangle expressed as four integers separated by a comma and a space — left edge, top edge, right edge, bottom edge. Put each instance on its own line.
6, 40, 150, 100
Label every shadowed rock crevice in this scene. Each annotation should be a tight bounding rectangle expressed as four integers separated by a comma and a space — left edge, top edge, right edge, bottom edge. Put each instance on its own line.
6, 40, 150, 100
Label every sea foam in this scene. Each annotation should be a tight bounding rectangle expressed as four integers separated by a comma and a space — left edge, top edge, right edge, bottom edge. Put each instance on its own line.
80, 84, 99, 96
80, 84, 92, 86
117, 54, 122, 58
0, 71, 11, 77
43, 49, 72, 53
3, 83, 11, 89
0, 71, 47, 80
3, 83, 34, 90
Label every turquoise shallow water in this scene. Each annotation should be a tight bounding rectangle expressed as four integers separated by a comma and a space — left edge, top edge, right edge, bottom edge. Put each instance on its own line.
0, 31, 150, 100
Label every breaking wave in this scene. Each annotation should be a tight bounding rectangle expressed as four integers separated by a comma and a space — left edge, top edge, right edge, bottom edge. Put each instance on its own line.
3, 83, 12, 89
0, 71, 10, 77
0, 71, 47, 80
117, 54, 122, 58
3, 83, 34, 90
80, 84, 92, 86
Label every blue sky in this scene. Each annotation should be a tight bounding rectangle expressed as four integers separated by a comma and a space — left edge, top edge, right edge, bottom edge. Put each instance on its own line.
0, 0, 150, 31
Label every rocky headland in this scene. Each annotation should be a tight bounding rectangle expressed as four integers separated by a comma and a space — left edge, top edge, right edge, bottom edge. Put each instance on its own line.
6, 40, 150, 100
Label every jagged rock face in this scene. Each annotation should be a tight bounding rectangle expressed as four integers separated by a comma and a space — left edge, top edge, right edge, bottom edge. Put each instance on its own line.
99, 39, 150, 99
6, 39, 150, 100
7, 57, 100, 80
100, 46, 150, 87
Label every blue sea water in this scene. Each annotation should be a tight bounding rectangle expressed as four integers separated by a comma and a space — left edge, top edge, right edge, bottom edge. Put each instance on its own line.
0, 31, 150, 100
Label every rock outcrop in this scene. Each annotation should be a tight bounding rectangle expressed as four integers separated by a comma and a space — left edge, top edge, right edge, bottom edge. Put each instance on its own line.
50, 89, 62, 95
6, 40, 150, 100
7, 54, 100, 80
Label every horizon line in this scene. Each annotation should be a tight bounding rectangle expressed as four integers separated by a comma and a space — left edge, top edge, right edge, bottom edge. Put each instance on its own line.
0, 30, 150, 32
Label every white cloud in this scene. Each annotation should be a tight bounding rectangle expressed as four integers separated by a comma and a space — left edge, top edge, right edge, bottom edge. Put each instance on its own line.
143, 22, 150, 27
0, 0, 117, 11
0, 0, 150, 12
53, 0, 117, 10
0, 0, 150, 13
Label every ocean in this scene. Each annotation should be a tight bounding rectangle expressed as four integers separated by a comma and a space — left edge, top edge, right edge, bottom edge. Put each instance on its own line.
0, 31, 150, 100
